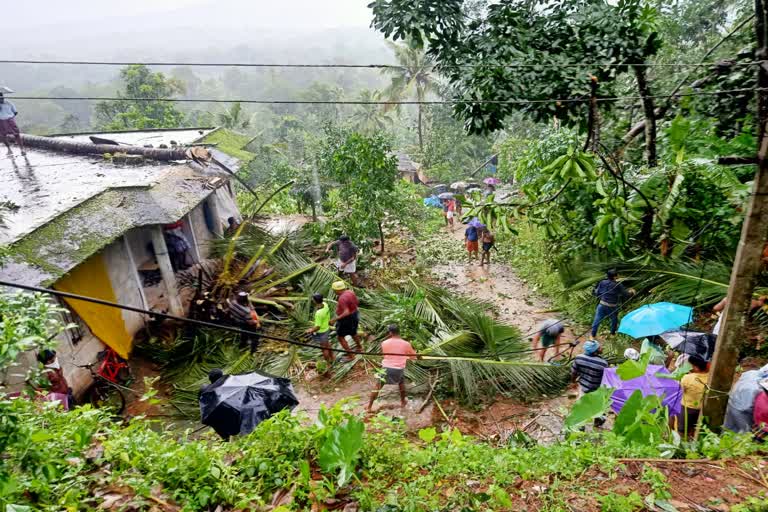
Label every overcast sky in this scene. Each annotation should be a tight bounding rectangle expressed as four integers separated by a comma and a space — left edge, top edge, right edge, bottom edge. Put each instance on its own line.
12, 0, 373, 30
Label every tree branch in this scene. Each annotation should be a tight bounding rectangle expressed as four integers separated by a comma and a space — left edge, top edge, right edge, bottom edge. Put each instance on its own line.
620, 14, 755, 150
718, 155, 758, 165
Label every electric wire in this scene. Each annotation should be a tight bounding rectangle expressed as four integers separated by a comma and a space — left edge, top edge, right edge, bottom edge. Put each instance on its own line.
8, 87, 762, 107
0, 59, 757, 69
0, 279, 551, 361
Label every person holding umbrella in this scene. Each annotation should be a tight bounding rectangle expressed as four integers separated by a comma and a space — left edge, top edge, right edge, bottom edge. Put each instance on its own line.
754, 378, 768, 442
464, 218, 481, 263
483, 177, 499, 198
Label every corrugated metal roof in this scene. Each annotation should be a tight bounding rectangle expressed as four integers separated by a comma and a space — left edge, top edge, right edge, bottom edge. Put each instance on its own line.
0, 128, 238, 286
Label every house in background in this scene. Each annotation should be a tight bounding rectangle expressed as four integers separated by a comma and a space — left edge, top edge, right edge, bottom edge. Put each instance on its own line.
0, 127, 247, 395
395, 152, 430, 185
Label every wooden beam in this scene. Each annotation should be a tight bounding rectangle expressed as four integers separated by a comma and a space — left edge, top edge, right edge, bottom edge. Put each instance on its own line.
150, 226, 184, 317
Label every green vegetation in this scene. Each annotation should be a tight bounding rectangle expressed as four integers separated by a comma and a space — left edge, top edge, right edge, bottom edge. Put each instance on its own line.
1, 395, 764, 511
94, 65, 186, 130
201, 128, 256, 163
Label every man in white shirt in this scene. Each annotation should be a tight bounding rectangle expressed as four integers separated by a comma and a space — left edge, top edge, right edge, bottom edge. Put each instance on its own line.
0, 92, 25, 156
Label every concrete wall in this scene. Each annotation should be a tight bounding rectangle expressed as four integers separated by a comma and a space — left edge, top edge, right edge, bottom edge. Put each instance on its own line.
215, 186, 241, 224
103, 239, 146, 336
187, 184, 240, 259
1, 300, 105, 399
188, 202, 215, 259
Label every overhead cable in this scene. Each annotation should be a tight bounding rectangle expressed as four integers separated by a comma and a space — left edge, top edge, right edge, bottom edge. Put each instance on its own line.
10, 87, 761, 107
0, 59, 756, 69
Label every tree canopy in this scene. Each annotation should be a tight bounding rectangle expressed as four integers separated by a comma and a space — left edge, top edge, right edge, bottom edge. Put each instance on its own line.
95, 65, 186, 130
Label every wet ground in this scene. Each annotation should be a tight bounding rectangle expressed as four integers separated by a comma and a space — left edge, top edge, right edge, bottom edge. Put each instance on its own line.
285, 224, 584, 443
292, 363, 437, 431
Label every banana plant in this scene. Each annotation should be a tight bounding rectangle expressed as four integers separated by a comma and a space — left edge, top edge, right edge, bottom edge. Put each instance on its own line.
462, 196, 519, 234
541, 146, 598, 181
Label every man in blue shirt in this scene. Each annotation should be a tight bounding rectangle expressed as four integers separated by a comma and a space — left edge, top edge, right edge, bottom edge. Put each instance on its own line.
464, 224, 480, 263
0, 92, 25, 156
590, 269, 634, 337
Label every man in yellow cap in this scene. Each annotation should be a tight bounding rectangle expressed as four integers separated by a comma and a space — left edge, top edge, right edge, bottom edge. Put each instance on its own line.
330, 281, 362, 360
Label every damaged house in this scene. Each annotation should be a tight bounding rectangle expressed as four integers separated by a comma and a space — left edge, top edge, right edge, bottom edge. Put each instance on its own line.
0, 127, 245, 394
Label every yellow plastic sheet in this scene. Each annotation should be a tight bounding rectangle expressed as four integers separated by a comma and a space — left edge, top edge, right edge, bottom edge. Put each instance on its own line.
54, 253, 133, 358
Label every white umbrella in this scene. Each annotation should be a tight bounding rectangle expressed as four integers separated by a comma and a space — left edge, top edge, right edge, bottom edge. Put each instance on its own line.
0, 86, 14, 94
450, 181, 468, 190
438, 192, 454, 199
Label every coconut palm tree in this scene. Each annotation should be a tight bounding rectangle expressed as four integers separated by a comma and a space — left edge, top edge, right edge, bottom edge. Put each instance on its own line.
350, 90, 394, 135
217, 102, 250, 130
383, 41, 440, 153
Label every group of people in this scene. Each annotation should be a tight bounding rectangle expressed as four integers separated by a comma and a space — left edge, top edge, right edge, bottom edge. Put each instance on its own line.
541, 266, 768, 439
304, 280, 416, 411
464, 222, 495, 266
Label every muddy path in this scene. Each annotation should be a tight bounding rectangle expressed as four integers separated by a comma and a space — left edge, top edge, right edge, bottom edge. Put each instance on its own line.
431, 226, 571, 342
289, 224, 582, 442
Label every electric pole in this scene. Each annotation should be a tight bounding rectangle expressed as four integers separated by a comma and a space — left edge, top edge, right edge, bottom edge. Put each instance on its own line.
702, 0, 768, 428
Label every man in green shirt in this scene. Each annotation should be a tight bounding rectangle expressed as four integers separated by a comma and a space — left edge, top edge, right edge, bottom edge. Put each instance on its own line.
306, 293, 333, 364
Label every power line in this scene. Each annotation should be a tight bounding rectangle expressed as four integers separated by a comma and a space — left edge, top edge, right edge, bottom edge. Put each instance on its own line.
0, 279, 553, 362
0, 59, 756, 70
10, 87, 761, 107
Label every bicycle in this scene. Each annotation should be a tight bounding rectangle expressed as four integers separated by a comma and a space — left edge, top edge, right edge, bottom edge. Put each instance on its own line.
75, 348, 131, 414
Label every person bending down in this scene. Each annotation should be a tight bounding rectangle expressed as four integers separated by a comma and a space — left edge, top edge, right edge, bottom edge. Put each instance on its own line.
367, 324, 417, 412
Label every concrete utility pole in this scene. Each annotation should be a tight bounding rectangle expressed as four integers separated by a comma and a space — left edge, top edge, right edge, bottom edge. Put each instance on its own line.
703, 0, 768, 428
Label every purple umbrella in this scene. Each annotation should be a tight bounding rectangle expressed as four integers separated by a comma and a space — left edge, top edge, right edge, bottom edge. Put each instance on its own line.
483, 177, 501, 185
468, 217, 485, 228
601, 365, 682, 416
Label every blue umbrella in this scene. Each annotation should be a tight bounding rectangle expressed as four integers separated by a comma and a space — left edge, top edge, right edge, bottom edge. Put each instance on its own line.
617, 302, 693, 339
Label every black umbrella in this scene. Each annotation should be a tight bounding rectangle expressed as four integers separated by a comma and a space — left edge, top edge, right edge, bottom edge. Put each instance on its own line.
199, 371, 299, 440
659, 329, 716, 361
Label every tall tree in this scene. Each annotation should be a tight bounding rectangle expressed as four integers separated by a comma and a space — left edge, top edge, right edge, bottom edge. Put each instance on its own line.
349, 90, 394, 135
382, 41, 440, 153
95, 65, 185, 130
317, 127, 399, 252
217, 102, 251, 130
370, 0, 661, 142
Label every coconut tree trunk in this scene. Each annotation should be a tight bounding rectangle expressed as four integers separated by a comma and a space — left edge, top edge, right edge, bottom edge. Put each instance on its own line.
417, 104, 424, 154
